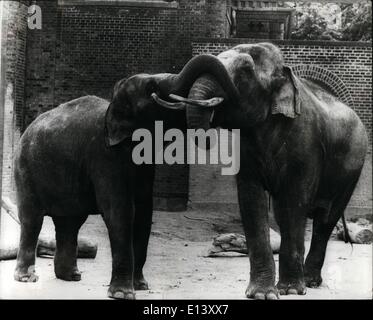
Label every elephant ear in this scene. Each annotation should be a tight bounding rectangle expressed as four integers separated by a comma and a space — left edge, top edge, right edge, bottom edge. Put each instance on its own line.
104, 101, 136, 147
271, 66, 301, 118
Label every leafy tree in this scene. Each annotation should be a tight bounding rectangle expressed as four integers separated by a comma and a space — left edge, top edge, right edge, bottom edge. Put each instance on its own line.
340, 3, 372, 41
291, 3, 340, 40
290, 2, 371, 42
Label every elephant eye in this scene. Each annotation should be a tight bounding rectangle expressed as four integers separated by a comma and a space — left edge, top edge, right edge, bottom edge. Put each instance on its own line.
118, 95, 134, 118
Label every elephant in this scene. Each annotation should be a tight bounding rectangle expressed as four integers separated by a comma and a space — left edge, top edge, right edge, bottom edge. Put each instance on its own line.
12, 54, 233, 299
170, 42, 368, 299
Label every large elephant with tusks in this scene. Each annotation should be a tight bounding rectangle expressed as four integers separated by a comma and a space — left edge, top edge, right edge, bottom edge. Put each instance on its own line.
170, 42, 368, 299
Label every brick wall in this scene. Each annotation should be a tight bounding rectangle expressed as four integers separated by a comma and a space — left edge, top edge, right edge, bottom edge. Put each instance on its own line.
24, 0, 230, 125
1, 0, 28, 199
23, 0, 231, 210
192, 38, 372, 147
190, 38, 372, 217
3, 1, 371, 215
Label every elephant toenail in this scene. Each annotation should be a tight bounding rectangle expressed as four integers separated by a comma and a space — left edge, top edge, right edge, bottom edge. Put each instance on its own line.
287, 288, 298, 295
279, 289, 287, 295
112, 291, 125, 299
254, 293, 265, 300
266, 292, 279, 300
125, 292, 136, 300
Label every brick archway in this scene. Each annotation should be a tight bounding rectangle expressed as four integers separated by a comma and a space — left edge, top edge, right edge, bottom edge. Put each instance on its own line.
291, 64, 354, 107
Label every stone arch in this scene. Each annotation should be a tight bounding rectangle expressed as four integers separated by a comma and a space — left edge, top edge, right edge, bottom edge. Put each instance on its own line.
291, 64, 354, 107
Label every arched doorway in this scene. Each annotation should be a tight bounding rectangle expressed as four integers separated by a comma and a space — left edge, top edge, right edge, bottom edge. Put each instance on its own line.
292, 64, 354, 106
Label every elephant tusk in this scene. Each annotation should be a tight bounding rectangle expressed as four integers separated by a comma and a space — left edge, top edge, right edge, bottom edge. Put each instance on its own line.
169, 94, 224, 108
209, 109, 215, 123
151, 93, 186, 110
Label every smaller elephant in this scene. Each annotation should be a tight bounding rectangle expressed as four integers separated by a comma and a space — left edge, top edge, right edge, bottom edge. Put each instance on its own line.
171, 42, 368, 299
13, 54, 229, 299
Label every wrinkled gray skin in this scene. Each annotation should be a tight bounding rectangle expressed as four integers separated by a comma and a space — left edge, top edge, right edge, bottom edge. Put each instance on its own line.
12, 54, 233, 299
172, 43, 368, 299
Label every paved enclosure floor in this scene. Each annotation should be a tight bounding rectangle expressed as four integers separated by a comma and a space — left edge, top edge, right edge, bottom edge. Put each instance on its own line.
0, 212, 372, 299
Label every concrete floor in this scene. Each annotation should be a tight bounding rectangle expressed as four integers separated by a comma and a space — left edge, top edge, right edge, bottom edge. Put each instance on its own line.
0, 212, 372, 300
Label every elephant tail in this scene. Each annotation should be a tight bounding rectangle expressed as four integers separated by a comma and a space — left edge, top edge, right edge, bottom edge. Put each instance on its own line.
341, 213, 353, 246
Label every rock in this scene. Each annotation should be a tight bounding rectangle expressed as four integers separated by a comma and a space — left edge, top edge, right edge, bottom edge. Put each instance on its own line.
205, 229, 281, 257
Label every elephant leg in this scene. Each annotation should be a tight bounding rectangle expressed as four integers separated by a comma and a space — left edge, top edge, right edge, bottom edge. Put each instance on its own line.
303, 208, 335, 288
103, 200, 135, 300
133, 164, 155, 290
275, 205, 307, 296
305, 178, 359, 288
14, 202, 44, 283
52, 215, 88, 281
236, 174, 278, 300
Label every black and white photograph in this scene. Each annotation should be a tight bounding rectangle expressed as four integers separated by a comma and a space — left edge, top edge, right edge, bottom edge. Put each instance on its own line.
0, 0, 371, 305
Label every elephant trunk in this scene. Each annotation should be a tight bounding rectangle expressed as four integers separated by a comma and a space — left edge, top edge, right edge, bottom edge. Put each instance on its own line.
153, 54, 239, 137
159, 54, 238, 132
155, 54, 238, 107
185, 74, 224, 131
169, 55, 239, 101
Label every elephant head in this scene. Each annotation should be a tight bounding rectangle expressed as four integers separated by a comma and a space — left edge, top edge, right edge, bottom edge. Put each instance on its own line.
169, 43, 301, 132
104, 54, 240, 146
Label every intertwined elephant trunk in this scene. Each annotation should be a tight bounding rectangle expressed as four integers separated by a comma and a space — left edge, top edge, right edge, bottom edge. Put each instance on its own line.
165, 55, 240, 132
106, 54, 239, 147
154, 55, 239, 130
184, 75, 225, 132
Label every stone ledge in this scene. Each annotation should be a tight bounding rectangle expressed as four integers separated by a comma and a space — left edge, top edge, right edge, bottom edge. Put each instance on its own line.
58, 0, 179, 9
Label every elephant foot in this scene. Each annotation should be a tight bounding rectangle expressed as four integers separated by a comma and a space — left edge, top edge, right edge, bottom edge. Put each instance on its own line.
305, 271, 322, 288
134, 275, 149, 290
245, 282, 279, 300
55, 266, 82, 281
108, 283, 135, 300
14, 265, 39, 282
276, 280, 306, 296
